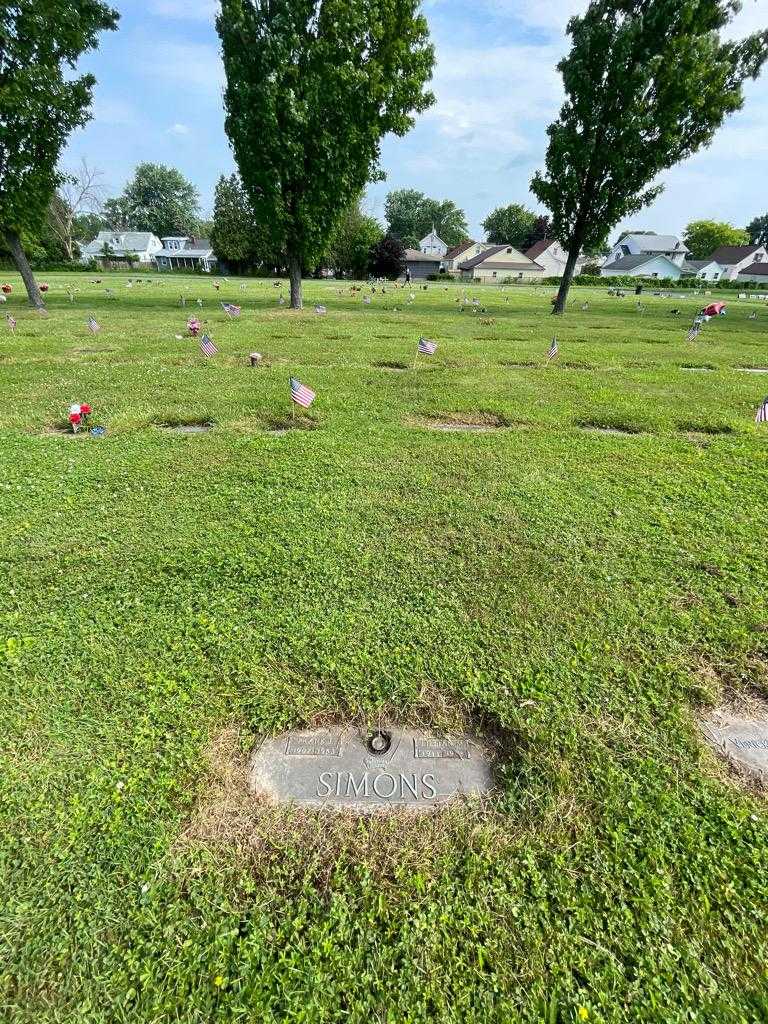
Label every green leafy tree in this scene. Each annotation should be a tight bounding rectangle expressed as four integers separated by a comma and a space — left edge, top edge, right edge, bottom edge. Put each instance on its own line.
0, 1, 118, 307
531, 0, 768, 314
683, 219, 750, 259
746, 213, 768, 246
104, 163, 200, 238
101, 196, 132, 231
369, 233, 406, 279
482, 203, 536, 248
385, 189, 469, 248
217, 0, 434, 309
72, 211, 106, 245
211, 173, 274, 274
326, 202, 383, 278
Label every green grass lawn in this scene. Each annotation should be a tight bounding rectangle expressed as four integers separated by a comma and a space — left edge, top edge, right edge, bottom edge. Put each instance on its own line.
2, 271, 768, 1023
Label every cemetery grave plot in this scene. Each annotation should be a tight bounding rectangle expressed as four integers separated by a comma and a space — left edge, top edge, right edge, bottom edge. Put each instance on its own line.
2, 272, 768, 1023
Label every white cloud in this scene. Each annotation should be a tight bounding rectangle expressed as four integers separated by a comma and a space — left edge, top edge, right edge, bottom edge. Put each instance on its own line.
149, 0, 218, 19
91, 97, 139, 127
166, 122, 190, 136
149, 41, 225, 97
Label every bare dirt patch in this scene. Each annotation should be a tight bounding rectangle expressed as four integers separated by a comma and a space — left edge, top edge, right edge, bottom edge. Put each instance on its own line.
499, 360, 537, 369
677, 422, 734, 437
414, 412, 510, 433
156, 419, 214, 434
577, 419, 644, 436
264, 414, 317, 433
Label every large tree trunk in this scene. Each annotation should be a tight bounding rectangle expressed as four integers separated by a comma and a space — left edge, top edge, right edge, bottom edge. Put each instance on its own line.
288, 253, 302, 309
5, 229, 45, 310
552, 243, 583, 315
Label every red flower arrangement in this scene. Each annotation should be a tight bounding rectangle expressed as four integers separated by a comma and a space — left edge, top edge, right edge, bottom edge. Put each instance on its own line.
187, 317, 201, 336
1, 284, 12, 295
68, 403, 92, 433
39, 283, 49, 293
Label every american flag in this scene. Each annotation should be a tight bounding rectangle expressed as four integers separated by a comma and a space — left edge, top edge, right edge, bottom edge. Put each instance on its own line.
756, 397, 768, 424
200, 334, 218, 357
686, 324, 700, 341
88, 315, 100, 333
418, 337, 437, 355
547, 337, 559, 362
221, 302, 241, 318
290, 377, 316, 408
7, 314, 16, 331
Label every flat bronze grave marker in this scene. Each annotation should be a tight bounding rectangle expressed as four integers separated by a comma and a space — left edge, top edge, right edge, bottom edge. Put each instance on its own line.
249, 726, 493, 813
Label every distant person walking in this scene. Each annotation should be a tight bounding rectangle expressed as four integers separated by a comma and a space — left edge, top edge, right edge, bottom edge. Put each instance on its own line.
405, 267, 412, 285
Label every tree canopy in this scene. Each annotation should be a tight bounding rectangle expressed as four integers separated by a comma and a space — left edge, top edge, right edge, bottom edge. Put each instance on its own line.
531, 0, 768, 313
103, 163, 201, 239
325, 202, 383, 278
369, 233, 406, 279
217, 0, 434, 308
384, 189, 468, 249
683, 220, 750, 260
211, 173, 275, 274
747, 213, 768, 246
481, 203, 537, 249
0, 0, 119, 306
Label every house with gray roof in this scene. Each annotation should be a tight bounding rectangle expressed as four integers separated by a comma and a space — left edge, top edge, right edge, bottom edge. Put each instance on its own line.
605, 232, 689, 268
681, 259, 725, 281
154, 237, 218, 273
80, 230, 163, 265
404, 248, 442, 280
707, 244, 768, 280
600, 253, 683, 279
458, 244, 544, 282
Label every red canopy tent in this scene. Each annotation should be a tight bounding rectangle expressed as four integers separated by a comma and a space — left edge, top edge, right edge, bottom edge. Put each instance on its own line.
703, 302, 726, 316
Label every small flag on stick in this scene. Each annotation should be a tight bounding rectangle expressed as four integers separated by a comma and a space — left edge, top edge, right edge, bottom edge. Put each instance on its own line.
418, 337, 437, 355
756, 397, 768, 424
290, 376, 316, 408
221, 302, 241, 318
546, 336, 559, 363
200, 334, 218, 357
88, 315, 100, 333
7, 314, 16, 332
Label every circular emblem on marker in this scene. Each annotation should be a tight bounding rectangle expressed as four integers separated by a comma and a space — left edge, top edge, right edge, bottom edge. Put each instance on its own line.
367, 730, 392, 755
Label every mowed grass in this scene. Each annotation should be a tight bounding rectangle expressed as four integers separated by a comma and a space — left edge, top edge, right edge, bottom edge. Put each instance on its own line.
2, 272, 768, 1023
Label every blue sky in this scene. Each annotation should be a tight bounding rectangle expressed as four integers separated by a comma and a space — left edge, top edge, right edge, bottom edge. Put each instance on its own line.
67, 0, 768, 242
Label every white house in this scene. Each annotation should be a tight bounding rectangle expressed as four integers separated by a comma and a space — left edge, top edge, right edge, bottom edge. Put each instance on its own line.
601, 253, 683, 279
419, 227, 448, 258
442, 240, 494, 273
154, 237, 217, 273
681, 260, 725, 281
605, 233, 689, 268
524, 239, 588, 278
458, 244, 544, 282
708, 244, 768, 281
80, 231, 163, 265
736, 262, 768, 285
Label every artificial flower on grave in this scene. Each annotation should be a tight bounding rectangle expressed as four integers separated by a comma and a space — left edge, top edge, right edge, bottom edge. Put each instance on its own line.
1, 283, 12, 295
39, 283, 49, 293
68, 403, 92, 433
187, 317, 202, 337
